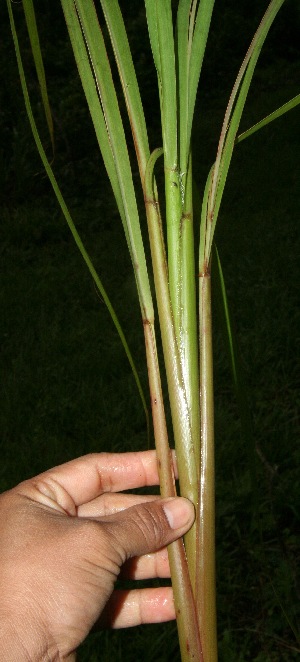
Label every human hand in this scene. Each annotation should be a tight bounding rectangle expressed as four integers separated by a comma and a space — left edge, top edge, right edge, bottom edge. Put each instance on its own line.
0, 450, 194, 661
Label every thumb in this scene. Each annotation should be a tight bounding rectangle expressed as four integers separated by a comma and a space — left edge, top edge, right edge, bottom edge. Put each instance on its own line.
102, 497, 195, 562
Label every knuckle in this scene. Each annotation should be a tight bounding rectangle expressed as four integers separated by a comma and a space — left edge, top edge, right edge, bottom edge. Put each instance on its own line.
132, 503, 167, 551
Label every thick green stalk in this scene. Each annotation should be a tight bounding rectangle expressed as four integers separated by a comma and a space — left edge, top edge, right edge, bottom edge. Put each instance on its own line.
165, 166, 184, 329
145, 150, 202, 661
145, 149, 199, 580
179, 154, 200, 475
175, 2, 214, 485
144, 319, 202, 662
198, 269, 217, 662
146, 6, 200, 551
105, 3, 201, 553
152, 0, 183, 332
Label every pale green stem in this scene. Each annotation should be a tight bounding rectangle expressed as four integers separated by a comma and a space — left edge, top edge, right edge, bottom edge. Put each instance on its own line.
165, 164, 183, 336
179, 153, 200, 476
143, 320, 203, 662
145, 148, 199, 592
197, 270, 217, 662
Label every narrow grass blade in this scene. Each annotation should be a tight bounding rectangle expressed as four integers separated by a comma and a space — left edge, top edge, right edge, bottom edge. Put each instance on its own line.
203, 0, 286, 263
199, 163, 214, 273
100, 0, 150, 183
146, 0, 177, 168
176, 0, 215, 177
61, 0, 126, 235
7, 0, 149, 436
23, 0, 54, 152
236, 93, 300, 143
62, 0, 153, 324
153, 0, 177, 167
186, 0, 215, 169
176, 0, 192, 173
144, 0, 161, 78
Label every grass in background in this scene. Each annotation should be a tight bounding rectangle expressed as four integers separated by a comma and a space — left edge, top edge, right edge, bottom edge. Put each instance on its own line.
1, 1, 299, 659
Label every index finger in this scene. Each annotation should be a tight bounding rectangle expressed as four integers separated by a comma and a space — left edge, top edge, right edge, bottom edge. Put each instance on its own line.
20, 450, 177, 508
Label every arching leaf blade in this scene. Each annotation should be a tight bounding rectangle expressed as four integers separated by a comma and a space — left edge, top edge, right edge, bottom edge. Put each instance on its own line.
23, 0, 54, 152
65, 0, 154, 321
60, 0, 128, 245
7, 0, 150, 441
205, 0, 286, 261
236, 93, 300, 143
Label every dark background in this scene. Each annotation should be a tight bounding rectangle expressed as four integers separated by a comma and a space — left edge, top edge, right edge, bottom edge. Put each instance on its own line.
0, 1, 299, 660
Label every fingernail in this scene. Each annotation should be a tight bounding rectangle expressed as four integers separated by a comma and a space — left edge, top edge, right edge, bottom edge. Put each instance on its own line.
163, 497, 195, 530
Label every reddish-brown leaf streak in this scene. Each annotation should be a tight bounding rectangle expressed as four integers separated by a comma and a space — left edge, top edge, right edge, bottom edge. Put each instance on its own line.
199, 263, 210, 277
144, 197, 159, 208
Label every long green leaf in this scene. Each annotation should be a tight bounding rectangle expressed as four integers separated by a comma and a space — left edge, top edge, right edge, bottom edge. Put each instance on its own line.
176, 0, 215, 178
99, 0, 150, 185
146, 0, 177, 166
155, 0, 177, 167
7, 0, 149, 436
61, 1, 126, 234
62, 1, 153, 322
204, 0, 286, 262
23, 0, 54, 152
176, 0, 192, 175
144, 0, 161, 79
236, 92, 300, 143
187, 0, 215, 169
